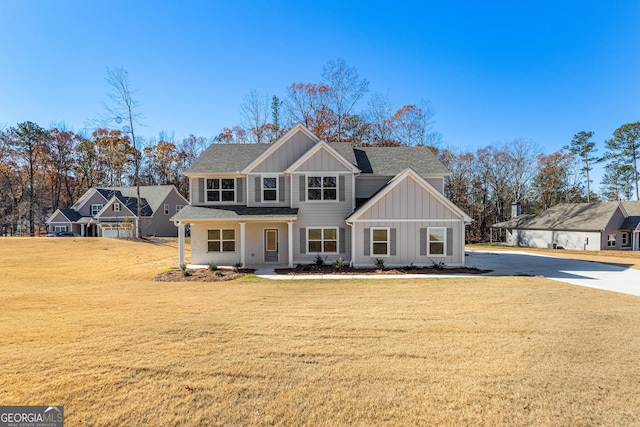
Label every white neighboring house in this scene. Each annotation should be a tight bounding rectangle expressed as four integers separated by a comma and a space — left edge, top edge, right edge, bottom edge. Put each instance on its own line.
171, 124, 472, 268
492, 201, 640, 251
46, 185, 188, 237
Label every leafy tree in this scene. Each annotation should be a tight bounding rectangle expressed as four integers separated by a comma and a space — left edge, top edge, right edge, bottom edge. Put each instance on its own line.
534, 150, 576, 209
7, 121, 46, 235
604, 122, 640, 200
565, 131, 597, 202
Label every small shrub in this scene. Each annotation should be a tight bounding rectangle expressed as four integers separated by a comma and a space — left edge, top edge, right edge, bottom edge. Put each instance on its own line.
233, 262, 242, 273
314, 255, 325, 267
430, 259, 446, 270
374, 258, 386, 270
179, 263, 191, 277
404, 262, 415, 271
207, 262, 218, 272
333, 257, 344, 271
302, 264, 315, 272
214, 270, 224, 277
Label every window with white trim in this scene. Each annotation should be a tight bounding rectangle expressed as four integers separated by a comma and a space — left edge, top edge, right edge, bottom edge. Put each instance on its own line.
428, 227, 446, 256
54, 226, 68, 232
176, 205, 184, 213
207, 229, 236, 252
91, 204, 103, 216
164, 204, 170, 215
371, 227, 390, 256
308, 228, 338, 253
206, 178, 235, 202
262, 177, 278, 202
608, 233, 617, 247
113, 203, 121, 212
622, 232, 629, 246
307, 175, 337, 201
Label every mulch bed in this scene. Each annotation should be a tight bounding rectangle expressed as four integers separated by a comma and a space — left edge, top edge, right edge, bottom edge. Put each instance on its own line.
275, 265, 491, 275
153, 268, 254, 282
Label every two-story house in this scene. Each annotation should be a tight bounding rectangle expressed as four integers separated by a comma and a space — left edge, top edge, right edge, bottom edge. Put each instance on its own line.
46, 185, 188, 237
171, 124, 471, 268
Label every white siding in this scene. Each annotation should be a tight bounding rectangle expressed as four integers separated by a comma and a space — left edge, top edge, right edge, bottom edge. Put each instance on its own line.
244, 223, 290, 266
507, 229, 601, 250
190, 222, 242, 266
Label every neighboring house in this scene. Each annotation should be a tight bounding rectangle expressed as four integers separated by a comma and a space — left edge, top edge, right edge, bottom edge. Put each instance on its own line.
171, 124, 472, 268
46, 185, 188, 237
492, 201, 640, 251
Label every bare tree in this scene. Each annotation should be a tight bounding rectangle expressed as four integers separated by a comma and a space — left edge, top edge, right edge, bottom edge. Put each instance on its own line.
101, 66, 144, 238
240, 89, 271, 143
321, 58, 369, 142
366, 92, 394, 145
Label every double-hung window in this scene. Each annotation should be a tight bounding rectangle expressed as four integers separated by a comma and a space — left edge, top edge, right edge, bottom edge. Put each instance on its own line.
206, 178, 235, 202
262, 177, 278, 202
607, 234, 617, 247
371, 228, 390, 256
91, 204, 103, 216
622, 232, 629, 246
54, 226, 68, 232
208, 229, 236, 252
164, 204, 170, 215
113, 203, 121, 212
176, 205, 184, 213
307, 176, 337, 201
428, 227, 446, 256
308, 228, 338, 253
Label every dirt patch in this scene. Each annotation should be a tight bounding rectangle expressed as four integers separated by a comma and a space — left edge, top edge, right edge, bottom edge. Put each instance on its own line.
153, 268, 254, 282
275, 265, 491, 275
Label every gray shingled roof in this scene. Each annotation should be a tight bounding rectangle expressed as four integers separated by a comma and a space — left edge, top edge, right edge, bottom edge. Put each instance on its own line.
492, 202, 622, 231
171, 205, 298, 221
622, 200, 640, 216
185, 144, 270, 174
185, 141, 449, 176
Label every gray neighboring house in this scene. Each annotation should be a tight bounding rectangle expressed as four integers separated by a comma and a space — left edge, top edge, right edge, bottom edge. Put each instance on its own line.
171, 124, 472, 268
46, 185, 188, 237
492, 201, 640, 251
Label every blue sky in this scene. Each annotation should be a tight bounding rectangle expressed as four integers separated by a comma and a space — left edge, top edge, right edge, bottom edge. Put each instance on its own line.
1, 1, 639, 185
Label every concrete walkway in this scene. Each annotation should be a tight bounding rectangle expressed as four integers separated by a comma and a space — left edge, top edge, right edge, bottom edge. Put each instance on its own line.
256, 250, 640, 297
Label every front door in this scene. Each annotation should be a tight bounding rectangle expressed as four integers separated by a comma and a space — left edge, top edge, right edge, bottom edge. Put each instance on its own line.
264, 229, 278, 262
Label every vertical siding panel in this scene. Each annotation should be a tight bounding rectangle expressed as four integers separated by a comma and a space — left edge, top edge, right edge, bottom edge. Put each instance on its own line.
390, 228, 397, 256
447, 227, 454, 256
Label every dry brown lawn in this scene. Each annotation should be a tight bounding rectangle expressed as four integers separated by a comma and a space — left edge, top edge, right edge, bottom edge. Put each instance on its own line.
2, 238, 640, 426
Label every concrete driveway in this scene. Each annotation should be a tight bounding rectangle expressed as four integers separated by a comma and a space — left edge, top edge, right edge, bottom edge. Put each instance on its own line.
467, 250, 640, 297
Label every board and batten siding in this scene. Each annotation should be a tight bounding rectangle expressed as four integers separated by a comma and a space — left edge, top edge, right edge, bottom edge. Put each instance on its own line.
358, 176, 457, 220
296, 147, 353, 172
352, 221, 465, 267
252, 132, 317, 172
291, 172, 354, 264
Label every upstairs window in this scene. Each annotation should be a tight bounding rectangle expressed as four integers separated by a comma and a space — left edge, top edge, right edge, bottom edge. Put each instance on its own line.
176, 205, 184, 213
263, 177, 278, 202
91, 204, 103, 216
307, 176, 337, 201
113, 203, 121, 212
164, 204, 170, 215
207, 178, 235, 202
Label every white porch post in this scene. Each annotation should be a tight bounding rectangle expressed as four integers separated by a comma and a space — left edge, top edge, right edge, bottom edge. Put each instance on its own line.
135, 218, 139, 239
240, 222, 246, 267
81, 224, 86, 237
288, 221, 294, 267
177, 222, 185, 266
350, 222, 356, 267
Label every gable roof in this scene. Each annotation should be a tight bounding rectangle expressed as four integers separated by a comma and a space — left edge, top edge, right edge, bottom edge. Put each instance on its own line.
71, 187, 109, 210
346, 168, 472, 223
241, 123, 321, 174
284, 140, 360, 173
492, 202, 624, 231
620, 216, 640, 231
94, 185, 182, 215
622, 200, 640, 216
46, 208, 82, 224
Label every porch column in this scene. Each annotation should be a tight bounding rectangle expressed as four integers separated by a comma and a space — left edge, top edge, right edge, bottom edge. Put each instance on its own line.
177, 222, 185, 266
135, 218, 139, 239
287, 221, 294, 268
81, 224, 86, 237
240, 222, 246, 268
